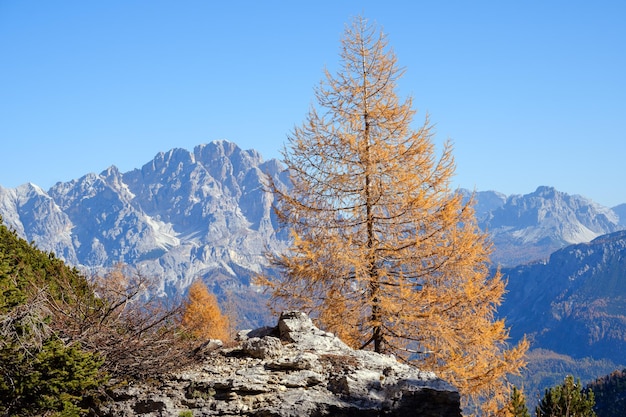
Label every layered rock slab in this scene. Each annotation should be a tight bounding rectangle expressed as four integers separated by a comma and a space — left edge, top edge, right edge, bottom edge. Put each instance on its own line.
95, 311, 460, 416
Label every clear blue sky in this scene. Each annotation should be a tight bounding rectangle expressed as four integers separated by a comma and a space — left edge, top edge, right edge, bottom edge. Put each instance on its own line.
1, 1, 624, 207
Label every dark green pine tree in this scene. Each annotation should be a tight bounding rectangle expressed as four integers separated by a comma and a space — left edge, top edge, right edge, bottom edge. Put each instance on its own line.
587, 369, 626, 417
508, 386, 530, 417
536, 375, 597, 417
0, 217, 104, 417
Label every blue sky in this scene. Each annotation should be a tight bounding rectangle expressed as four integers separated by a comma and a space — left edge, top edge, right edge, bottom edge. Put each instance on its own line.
1, 1, 624, 207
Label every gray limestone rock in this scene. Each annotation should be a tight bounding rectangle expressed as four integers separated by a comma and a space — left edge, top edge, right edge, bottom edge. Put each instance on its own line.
92, 311, 461, 417
241, 336, 283, 359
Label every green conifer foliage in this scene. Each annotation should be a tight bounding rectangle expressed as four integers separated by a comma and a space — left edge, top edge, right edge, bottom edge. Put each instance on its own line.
587, 369, 626, 417
508, 386, 530, 417
0, 217, 104, 416
536, 375, 597, 417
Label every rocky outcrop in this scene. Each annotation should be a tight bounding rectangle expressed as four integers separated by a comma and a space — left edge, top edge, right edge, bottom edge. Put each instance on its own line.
94, 312, 460, 416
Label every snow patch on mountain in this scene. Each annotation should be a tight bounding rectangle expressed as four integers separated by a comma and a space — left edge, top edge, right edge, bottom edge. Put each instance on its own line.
144, 215, 180, 250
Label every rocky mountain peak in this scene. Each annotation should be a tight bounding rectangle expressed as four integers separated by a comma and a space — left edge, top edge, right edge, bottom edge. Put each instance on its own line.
613, 203, 626, 226
534, 185, 558, 197
472, 186, 622, 265
0, 141, 287, 326
101, 164, 122, 179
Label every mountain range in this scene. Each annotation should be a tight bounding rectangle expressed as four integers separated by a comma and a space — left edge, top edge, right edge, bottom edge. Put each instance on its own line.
463, 188, 623, 266
0, 140, 624, 328
0, 141, 289, 325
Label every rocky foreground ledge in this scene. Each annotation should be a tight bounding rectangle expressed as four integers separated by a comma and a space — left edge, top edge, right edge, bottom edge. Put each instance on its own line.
95, 311, 461, 416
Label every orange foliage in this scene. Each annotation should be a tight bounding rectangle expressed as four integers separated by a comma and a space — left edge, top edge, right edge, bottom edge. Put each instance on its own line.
261, 16, 528, 415
181, 280, 230, 342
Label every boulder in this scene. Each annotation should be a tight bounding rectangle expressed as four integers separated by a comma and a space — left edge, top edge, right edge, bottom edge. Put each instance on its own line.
93, 311, 461, 416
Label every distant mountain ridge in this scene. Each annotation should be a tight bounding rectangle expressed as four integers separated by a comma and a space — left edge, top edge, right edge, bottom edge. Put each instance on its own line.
463, 187, 623, 265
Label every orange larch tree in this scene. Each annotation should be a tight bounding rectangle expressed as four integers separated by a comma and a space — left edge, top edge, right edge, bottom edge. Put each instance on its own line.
181, 280, 230, 342
261, 16, 528, 415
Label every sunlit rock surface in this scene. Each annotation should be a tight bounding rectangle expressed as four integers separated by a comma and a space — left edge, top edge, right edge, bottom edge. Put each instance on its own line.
95, 311, 461, 417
